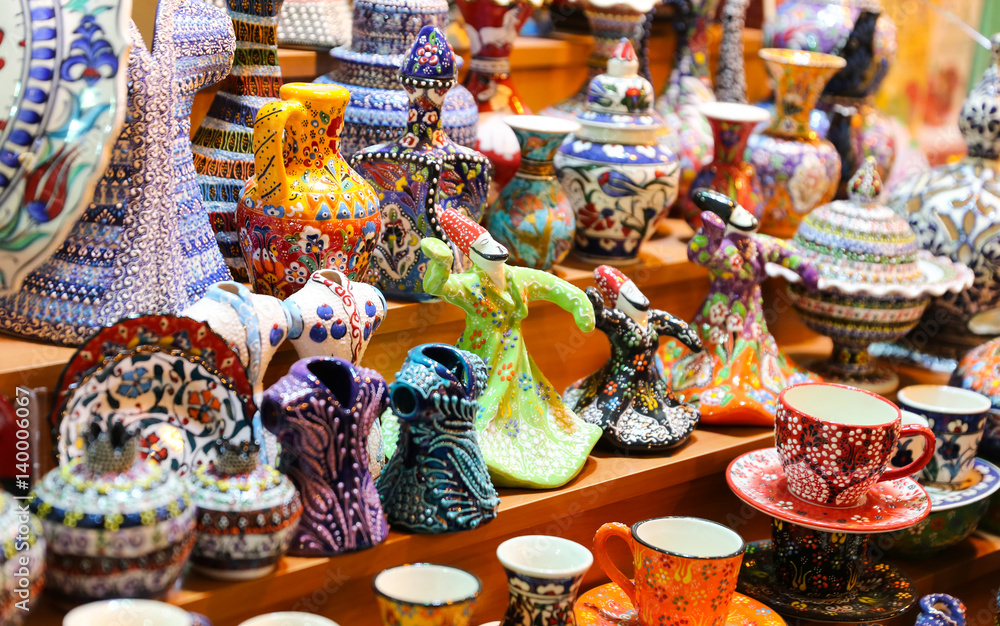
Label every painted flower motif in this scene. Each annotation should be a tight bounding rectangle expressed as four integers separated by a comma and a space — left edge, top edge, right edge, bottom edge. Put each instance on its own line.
601, 143, 626, 160
938, 439, 962, 461
701, 387, 728, 406
297, 226, 330, 255
284, 262, 310, 284
788, 152, 829, 213
708, 301, 728, 324
946, 419, 970, 434
726, 313, 744, 333
572, 140, 593, 153
415, 42, 441, 67
116, 367, 152, 399
708, 327, 727, 345
187, 390, 222, 424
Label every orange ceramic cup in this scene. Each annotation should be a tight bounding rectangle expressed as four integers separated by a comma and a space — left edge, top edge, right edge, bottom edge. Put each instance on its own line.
594, 517, 746, 626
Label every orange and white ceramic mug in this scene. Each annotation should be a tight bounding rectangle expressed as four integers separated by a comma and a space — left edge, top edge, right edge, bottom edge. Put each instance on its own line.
593, 517, 746, 626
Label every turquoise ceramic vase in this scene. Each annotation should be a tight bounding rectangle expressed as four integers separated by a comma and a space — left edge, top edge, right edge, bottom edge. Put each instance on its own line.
486, 115, 580, 270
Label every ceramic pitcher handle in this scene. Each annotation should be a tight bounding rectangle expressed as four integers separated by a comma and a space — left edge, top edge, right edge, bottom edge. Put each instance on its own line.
880, 424, 936, 482
252, 99, 303, 205
593, 522, 637, 605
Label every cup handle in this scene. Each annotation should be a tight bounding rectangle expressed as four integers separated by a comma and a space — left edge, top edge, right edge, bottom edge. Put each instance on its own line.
880, 424, 936, 481
594, 522, 637, 605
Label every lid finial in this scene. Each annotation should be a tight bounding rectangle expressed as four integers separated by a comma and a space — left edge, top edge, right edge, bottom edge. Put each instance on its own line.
847, 157, 883, 204
84, 418, 139, 474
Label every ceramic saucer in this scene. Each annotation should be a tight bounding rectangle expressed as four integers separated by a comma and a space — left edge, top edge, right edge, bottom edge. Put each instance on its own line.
727, 448, 931, 533
575, 582, 786, 626
924, 458, 1000, 511
737, 540, 917, 622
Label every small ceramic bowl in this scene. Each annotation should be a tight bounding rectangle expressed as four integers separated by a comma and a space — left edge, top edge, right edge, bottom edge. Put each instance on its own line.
64, 600, 194, 626
239, 613, 340, 626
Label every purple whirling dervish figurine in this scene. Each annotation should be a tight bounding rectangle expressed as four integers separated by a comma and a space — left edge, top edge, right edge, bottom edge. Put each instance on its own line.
261, 357, 389, 556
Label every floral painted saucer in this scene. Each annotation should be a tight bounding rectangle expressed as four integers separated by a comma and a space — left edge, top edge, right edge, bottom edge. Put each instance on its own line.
575, 582, 786, 626
924, 458, 1000, 511
737, 540, 917, 622
727, 448, 931, 533
56, 345, 253, 475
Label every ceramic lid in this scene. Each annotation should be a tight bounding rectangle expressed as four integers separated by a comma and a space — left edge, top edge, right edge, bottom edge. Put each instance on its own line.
960, 34, 1000, 159
334, 0, 449, 64
788, 157, 974, 298
576, 39, 661, 143
187, 441, 299, 513
399, 25, 457, 84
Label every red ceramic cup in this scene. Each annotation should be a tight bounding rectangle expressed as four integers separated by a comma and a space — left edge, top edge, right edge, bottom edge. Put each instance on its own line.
775, 383, 935, 507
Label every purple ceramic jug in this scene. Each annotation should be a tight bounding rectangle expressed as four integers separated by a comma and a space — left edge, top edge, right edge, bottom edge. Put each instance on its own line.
261, 357, 389, 556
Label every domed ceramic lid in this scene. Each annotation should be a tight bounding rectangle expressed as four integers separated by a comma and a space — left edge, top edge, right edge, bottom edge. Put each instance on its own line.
399, 25, 456, 84
332, 0, 451, 68
786, 158, 973, 297
187, 440, 299, 512
960, 34, 1000, 159
577, 39, 660, 132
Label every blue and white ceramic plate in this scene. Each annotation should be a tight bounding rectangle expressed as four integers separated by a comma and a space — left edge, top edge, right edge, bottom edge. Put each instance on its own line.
925, 458, 1000, 511
0, 0, 132, 293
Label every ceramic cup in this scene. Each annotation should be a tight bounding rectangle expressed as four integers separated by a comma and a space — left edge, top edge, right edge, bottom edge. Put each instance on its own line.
776, 383, 935, 507
890, 411, 933, 477
64, 599, 193, 626
594, 517, 745, 626
373, 563, 481, 626
897, 384, 992, 485
239, 614, 341, 626
771, 518, 869, 598
496, 535, 593, 626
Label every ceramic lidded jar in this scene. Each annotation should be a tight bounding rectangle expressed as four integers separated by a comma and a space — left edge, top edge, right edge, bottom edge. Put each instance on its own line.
29, 421, 196, 604
785, 158, 973, 394
186, 439, 302, 580
236, 83, 382, 299
555, 39, 679, 266
486, 115, 580, 270
888, 35, 1000, 358
0, 490, 44, 624
283, 269, 387, 360
351, 25, 492, 301
747, 49, 845, 239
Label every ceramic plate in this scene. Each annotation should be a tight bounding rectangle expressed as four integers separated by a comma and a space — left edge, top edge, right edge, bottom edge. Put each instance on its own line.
737, 540, 917, 622
57, 345, 252, 475
51, 314, 254, 442
727, 448, 931, 533
575, 582, 785, 626
0, 1, 132, 294
924, 458, 1000, 511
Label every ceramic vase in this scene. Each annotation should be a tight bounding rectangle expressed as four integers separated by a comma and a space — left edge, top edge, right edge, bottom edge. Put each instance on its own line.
187, 440, 302, 580
283, 269, 387, 360
351, 25, 493, 301
459, 0, 544, 189
564, 266, 702, 452
887, 36, 1000, 359
29, 421, 196, 604
0, 1, 236, 346
659, 189, 821, 426
0, 490, 44, 624
194, 0, 284, 282
540, 0, 656, 120
785, 158, 973, 394
952, 339, 1000, 463
747, 48, 845, 239
681, 102, 770, 229
377, 343, 499, 533
555, 39, 679, 265
278, 0, 351, 49
486, 115, 579, 270
261, 357, 389, 555
916, 594, 967, 626
496, 535, 593, 626
236, 83, 382, 298
314, 0, 479, 160
418, 211, 602, 489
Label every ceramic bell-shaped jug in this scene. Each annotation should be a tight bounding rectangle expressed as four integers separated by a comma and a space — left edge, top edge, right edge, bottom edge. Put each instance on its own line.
915, 594, 966, 626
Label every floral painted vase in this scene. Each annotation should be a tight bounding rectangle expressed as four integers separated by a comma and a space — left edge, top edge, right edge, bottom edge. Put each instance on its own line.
236, 83, 382, 298
261, 357, 389, 555
486, 115, 579, 270
315, 0, 479, 159
0, 0, 236, 346
564, 266, 702, 452
419, 210, 602, 489
283, 269, 387, 360
888, 36, 1000, 359
351, 25, 492, 301
377, 343, 499, 533
194, 0, 283, 282
659, 189, 821, 426
459, 0, 545, 188
770, 518, 868, 598
277, 0, 351, 49
952, 339, 1000, 463
0, 490, 45, 624
29, 421, 196, 604
747, 48, 845, 239
915, 594, 967, 626
186, 440, 302, 580
785, 158, 973, 394
555, 39, 679, 265
681, 102, 770, 229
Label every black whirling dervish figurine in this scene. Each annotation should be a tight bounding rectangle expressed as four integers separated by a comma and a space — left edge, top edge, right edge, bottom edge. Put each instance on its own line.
564, 266, 703, 453
377, 343, 499, 533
